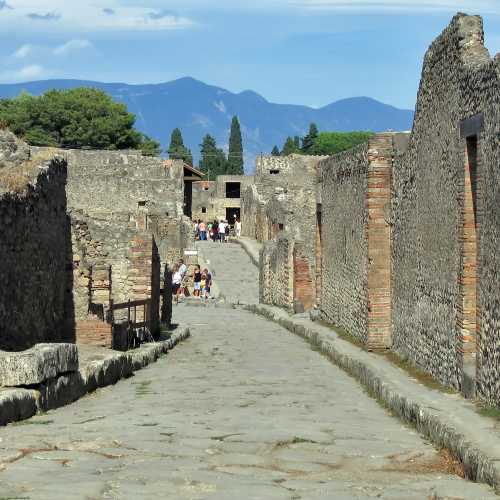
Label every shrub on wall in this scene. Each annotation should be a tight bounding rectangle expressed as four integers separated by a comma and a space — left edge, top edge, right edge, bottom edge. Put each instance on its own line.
0, 88, 161, 155
308, 131, 374, 156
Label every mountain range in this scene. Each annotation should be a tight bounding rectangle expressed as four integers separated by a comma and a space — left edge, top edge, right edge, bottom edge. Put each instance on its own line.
0, 77, 415, 172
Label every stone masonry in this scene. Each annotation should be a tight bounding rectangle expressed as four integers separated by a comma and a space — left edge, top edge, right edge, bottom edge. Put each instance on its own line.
0, 143, 73, 351
319, 133, 408, 349
192, 174, 254, 224
244, 154, 325, 312
391, 14, 500, 403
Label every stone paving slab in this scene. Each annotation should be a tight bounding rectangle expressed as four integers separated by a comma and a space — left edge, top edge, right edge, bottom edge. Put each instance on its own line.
0, 328, 190, 426
247, 303, 500, 493
0, 307, 495, 499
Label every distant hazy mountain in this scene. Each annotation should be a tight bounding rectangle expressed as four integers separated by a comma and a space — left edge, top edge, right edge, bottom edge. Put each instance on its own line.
0, 77, 414, 172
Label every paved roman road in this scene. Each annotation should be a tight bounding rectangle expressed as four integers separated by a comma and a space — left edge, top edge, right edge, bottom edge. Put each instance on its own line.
0, 242, 496, 499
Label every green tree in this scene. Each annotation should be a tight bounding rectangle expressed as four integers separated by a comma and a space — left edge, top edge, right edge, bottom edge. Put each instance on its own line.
293, 136, 301, 150
308, 131, 374, 155
168, 128, 193, 165
199, 134, 227, 181
271, 145, 280, 156
301, 123, 319, 153
281, 136, 299, 156
0, 88, 157, 152
227, 116, 244, 175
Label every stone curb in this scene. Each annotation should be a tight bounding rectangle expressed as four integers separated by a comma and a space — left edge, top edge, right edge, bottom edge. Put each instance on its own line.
233, 238, 260, 267
0, 327, 190, 426
245, 303, 500, 493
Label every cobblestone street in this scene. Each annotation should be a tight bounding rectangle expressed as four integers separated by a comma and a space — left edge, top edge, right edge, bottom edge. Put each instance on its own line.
0, 242, 496, 499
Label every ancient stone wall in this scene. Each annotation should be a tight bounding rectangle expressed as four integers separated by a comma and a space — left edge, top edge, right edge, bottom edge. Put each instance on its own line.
245, 155, 324, 310
391, 14, 500, 403
319, 134, 397, 348
0, 156, 74, 350
260, 237, 293, 310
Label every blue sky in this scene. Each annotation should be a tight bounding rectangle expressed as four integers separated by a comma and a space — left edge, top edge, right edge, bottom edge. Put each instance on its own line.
1, 1, 500, 109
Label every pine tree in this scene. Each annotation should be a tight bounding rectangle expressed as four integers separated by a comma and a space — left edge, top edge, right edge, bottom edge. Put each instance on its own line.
301, 123, 319, 153
227, 116, 244, 175
168, 128, 193, 165
294, 136, 301, 150
281, 137, 297, 156
271, 145, 280, 156
199, 134, 227, 181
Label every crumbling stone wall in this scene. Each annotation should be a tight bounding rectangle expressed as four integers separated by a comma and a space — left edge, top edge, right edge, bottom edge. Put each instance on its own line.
392, 14, 500, 402
247, 155, 324, 311
0, 156, 73, 350
319, 134, 398, 348
260, 236, 293, 309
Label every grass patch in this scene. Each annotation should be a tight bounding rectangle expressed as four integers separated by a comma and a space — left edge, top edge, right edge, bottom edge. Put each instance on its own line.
11, 419, 54, 426
381, 351, 456, 394
476, 404, 500, 421
316, 319, 456, 395
317, 319, 365, 349
0, 147, 59, 194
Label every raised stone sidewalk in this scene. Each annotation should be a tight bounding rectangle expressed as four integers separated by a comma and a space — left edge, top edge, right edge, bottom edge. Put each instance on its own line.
246, 303, 500, 493
0, 328, 189, 427
233, 236, 261, 267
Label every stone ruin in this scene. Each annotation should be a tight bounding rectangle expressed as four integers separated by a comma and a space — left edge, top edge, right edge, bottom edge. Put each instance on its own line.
191, 174, 254, 224
0, 134, 193, 353
243, 14, 500, 407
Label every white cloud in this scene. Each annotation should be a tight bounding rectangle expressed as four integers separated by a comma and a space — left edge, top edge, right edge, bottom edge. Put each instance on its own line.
0, 1, 196, 32
53, 39, 92, 56
294, 0, 500, 13
12, 44, 33, 59
0, 64, 46, 82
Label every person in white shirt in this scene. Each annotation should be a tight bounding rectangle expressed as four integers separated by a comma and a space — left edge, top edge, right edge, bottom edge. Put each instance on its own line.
178, 259, 187, 278
218, 220, 226, 243
235, 219, 242, 239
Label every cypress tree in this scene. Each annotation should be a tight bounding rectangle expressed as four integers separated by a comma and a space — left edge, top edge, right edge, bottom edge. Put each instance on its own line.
301, 123, 319, 153
281, 137, 297, 156
227, 116, 244, 175
199, 134, 227, 181
168, 128, 193, 165
271, 145, 280, 156
293, 136, 301, 150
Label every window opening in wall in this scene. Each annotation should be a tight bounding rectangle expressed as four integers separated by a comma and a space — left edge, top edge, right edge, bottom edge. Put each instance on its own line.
138, 201, 146, 207
202, 207, 207, 214
204, 186, 209, 191
278, 223, 284, 231
269, 169, 280, 175
462, 135, 479, 364
225, 182, 241, 199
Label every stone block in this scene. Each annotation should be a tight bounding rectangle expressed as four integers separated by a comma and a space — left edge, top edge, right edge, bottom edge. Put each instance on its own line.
0, 343, 79, 387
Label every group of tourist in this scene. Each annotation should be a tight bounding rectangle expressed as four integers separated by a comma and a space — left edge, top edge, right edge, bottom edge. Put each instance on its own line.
171, 258, 212, 303
194, 218, 242, 242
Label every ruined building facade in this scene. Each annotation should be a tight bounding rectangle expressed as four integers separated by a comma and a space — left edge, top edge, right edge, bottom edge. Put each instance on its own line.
242, 154, 325, 312
191, 175, 254, 224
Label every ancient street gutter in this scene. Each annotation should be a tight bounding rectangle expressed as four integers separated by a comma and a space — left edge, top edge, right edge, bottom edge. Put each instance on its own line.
246, 303, 500, 493
0, 327, 190, 427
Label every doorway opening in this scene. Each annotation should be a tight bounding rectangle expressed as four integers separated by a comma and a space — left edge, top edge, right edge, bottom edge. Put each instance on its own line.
226, 207, 240, 224
461, 135, 479, 362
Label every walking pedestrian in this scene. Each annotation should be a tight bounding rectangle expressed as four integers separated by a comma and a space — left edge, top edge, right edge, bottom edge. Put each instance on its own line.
235, 218, 242, 239
193, 220, 199, 240
201, 268, 212, 299
199, 220, 207, 241
212, 219, 219, 242
218, 220, 226, 243
193, 264, 201, 297
172, 264, 182, 304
